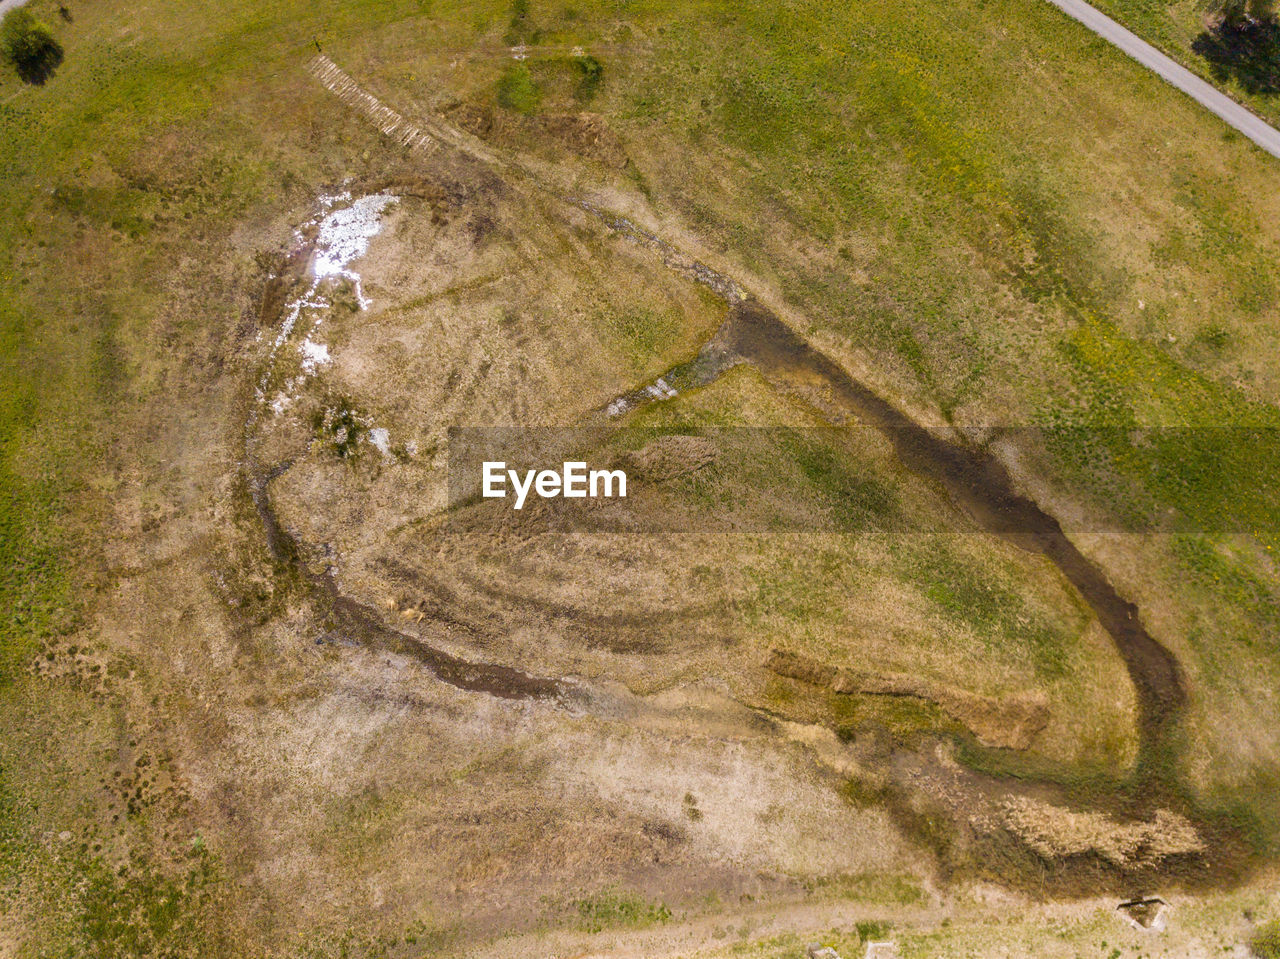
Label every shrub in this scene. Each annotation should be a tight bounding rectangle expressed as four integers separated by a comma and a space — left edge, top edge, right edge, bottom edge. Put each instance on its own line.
1, 9, 62, 84
569, 888, 671, 933
573, 53, 603, 100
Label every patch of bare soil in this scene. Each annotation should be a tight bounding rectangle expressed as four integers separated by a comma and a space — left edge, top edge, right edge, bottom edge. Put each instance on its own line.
444, 94, 630, 169
538, 112, 630, 168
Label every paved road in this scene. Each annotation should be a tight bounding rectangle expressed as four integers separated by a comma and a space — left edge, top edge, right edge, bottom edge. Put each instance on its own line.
1042, 0, 1280, 160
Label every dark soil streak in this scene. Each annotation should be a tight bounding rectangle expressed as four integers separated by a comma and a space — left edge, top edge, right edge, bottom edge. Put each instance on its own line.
720, 301, 1186, 768
245, 460, 571, 704
582, 200, 1186, 775
324, 579, 569, 701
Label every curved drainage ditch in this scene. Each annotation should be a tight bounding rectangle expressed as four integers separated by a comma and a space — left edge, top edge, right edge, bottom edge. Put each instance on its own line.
583, 208, 1185, 770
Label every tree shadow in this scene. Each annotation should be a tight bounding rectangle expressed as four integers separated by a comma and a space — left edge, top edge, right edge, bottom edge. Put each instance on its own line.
1192, 20, 1280, 96
13, 39, 63, 85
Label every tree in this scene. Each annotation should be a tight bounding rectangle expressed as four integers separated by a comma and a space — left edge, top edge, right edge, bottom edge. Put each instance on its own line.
1, 9, 63, 84
1207, 0, 1276, 28
1251, 0, 1278, 22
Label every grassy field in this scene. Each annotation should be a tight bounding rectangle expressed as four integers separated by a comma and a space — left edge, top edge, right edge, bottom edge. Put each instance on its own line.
1080, 0, 1280, 127
0, 0, 421, 952
2, 0, 1280, 954
407, 366, 1136, 768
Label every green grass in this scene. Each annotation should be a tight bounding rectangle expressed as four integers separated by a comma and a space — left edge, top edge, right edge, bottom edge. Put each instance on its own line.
573, 52, 603, 101
1173, 536, 1280, 630
1030, 319, 1280, 801
781, 430, 899, 532
564, 887, 673, 933
496, 63, 541, 113
604, 307, 681, 371
799, 871, 925, 906
905, 542, 1072, 680
72, 851, 226, 959
1252, 918, 1280, 958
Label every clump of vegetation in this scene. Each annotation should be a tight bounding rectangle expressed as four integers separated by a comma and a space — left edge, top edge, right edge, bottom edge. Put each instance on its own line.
496, 64, 541, 114
839, 776, 887, 808
1194, 0, 1280, 95
855, 919, 891, 942
1195, 324, 1231, 349
568, 888, 672, 933
682, 791, 703, 821
310, 400, 368, 459
503, 0, 532, 45
606, 307, 680, 371
1208, 0, 1275, 30
1, 9, 62, 85
573, 53, 603, 101
1252, 919, 1280, 959
1193, 16, 1280, 95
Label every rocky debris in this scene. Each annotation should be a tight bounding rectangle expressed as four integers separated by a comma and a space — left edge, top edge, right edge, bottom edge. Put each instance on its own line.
1118, 897, 1169, 932
805, 945, 842, 959
766, 648, 1050, 750
863, 943, 898, 959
